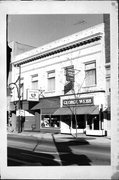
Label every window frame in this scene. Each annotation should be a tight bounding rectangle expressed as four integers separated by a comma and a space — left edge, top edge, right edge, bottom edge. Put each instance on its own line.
47, 70, 55, 92
31, 74, 38, 90
85, 61, 96, 87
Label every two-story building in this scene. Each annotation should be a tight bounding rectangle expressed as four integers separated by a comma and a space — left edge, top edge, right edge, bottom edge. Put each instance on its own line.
9, 22, 111, 136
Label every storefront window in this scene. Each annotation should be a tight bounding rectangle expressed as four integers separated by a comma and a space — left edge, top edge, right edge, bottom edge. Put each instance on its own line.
41, 115, 60, 128
72, 115, 85, 129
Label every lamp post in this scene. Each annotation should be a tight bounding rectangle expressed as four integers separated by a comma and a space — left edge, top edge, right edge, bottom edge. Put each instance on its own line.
9, 65, 21, 133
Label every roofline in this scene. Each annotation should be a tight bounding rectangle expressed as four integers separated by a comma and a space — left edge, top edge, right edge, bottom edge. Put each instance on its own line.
12, 23, 104, 66
13, 33, 103, 67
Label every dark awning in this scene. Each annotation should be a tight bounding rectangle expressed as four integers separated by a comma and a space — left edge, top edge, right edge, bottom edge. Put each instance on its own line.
31, 97, 60, 115
41, 108, 59, 115
53, 105, 99, 115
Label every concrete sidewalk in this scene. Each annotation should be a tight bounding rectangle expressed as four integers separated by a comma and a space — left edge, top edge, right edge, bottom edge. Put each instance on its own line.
7, 130, 111, 144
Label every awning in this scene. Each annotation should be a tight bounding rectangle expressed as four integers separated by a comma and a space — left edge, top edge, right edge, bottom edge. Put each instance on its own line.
53, 105, 99, 115
41, 108, 59, 115
31, 97, 60, 115
31, 97, 60, 110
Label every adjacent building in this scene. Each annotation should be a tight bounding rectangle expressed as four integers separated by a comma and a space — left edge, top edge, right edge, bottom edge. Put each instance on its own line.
8, 21, 111, 136
7, 41, 35, 127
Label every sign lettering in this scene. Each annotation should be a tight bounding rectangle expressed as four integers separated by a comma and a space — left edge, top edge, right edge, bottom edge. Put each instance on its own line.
63, 97, 93, 106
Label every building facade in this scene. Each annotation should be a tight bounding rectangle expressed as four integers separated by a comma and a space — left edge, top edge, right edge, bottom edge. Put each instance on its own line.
9, 23, 111, 136
7, 41, 35, 128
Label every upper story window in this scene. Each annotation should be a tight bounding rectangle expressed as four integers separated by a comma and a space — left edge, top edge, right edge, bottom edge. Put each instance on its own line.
47, 70, 55, 91
31, 74, 38, 90
85, 61, 96, 87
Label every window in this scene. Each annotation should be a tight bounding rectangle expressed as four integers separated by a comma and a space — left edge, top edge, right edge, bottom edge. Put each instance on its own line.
47, 71, 55, 91
41, 115, 60, 128
85, 62, 96, 86
31, 74, 38, 90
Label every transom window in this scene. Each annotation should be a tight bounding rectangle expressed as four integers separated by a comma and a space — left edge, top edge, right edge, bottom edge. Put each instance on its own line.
85, 62, 96, 87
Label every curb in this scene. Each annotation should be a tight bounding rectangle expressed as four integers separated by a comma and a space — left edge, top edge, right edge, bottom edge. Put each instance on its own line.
7, 132, 111, 143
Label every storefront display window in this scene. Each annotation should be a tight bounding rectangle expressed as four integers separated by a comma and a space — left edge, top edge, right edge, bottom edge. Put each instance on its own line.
41, 115, 60, 128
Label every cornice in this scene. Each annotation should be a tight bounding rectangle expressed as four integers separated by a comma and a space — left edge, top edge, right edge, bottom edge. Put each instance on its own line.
14, 34, 102, 67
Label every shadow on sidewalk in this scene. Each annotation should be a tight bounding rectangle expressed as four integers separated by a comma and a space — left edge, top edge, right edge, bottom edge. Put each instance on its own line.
52, 134, 91, 166
7, 147, 60, 166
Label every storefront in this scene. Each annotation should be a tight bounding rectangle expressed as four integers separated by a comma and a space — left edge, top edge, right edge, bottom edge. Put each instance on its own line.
9, 95, 60, 133
54, 94, 106, 136
31, 96, 60, 133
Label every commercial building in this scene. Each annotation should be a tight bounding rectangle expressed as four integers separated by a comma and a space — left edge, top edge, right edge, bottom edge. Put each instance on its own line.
9, 22, 111, 136
7, 41, 35, 127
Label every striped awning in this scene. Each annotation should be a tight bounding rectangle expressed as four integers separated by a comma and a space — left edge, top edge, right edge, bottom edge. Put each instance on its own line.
53, 105, 99, 115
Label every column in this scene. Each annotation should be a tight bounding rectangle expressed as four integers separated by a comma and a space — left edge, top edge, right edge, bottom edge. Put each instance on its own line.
85, 114, 89, 130
70, 115, 72, 134
11, 111, 16, 132
99, 111, 102, 130
92, 117, 94, 130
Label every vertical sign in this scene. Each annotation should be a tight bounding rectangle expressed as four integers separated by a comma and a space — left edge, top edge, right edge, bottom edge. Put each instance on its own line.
64, 66, 74, 94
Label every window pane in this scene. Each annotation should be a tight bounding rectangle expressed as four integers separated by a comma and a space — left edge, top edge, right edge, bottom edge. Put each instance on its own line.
41, 115, 60, 128
85, 69, 96, 86
32, 81, 38, 90
48, 77, 55, 91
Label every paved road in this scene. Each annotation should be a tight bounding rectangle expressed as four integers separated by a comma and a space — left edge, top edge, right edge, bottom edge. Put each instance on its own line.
7, 133, 111, 166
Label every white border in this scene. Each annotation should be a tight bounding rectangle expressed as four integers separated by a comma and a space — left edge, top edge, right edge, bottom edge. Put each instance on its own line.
0, 1, 118, 179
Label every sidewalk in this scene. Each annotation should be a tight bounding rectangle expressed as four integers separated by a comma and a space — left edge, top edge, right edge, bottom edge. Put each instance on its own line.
7, 130, 111, 144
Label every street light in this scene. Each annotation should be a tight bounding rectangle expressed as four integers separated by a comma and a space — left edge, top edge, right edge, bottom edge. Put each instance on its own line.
8, 65, 21, 133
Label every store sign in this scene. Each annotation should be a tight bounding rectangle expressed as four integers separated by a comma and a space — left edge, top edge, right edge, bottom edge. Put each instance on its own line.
27, 89, 39, 101
64, 66, 74, 94
63, 97, 93, 106
66, 66, 74, 82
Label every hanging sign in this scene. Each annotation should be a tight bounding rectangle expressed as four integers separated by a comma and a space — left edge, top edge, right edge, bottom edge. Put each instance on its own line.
27, 89, 39, 101
66, 66, 74, 82
64, 66, 74, 94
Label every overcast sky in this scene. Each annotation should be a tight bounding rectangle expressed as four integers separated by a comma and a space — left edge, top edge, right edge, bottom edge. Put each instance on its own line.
8, 14, 103, 48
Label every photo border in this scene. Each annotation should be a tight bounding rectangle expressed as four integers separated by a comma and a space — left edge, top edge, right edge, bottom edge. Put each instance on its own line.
0, 1, 118, 179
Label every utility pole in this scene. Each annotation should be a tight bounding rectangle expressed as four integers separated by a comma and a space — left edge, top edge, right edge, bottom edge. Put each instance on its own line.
9, 65, 21, 133
18, 65, 21, 133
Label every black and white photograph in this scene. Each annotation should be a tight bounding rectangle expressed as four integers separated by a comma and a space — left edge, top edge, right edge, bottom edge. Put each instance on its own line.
0, 1, 118, 179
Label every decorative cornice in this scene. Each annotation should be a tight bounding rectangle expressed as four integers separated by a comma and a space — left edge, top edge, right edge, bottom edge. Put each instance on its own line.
14, 35, 102, 67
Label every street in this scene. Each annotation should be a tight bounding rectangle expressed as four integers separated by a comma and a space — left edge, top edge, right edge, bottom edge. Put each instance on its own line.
7, 133, 111, 166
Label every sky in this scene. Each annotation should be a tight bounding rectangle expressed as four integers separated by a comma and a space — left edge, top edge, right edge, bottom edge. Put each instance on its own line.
8, 14, 103, 48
